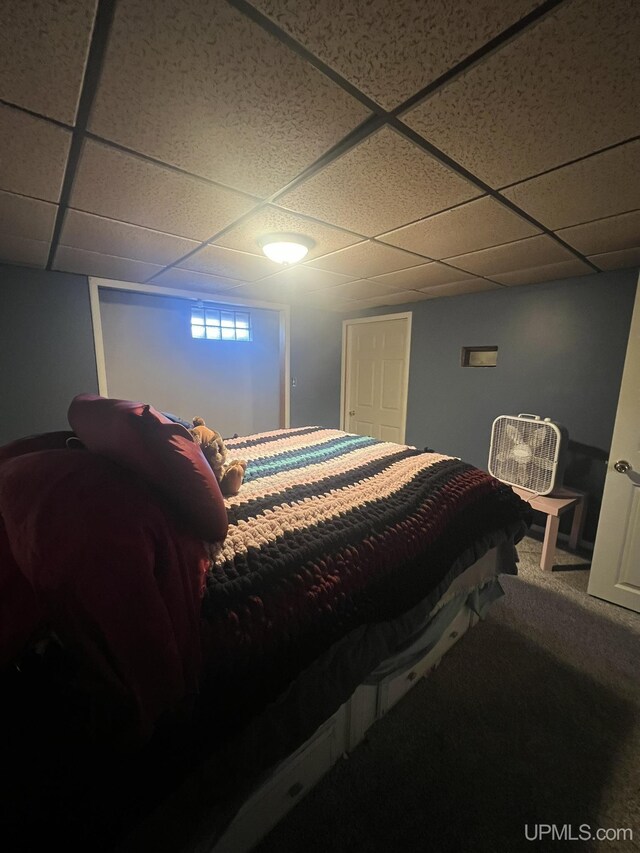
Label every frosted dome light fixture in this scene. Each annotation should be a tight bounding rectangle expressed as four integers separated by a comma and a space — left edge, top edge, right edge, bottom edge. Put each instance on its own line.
258, 233, 315, 265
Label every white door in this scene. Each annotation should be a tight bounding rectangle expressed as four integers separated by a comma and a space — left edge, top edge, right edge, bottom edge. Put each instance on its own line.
342, 313, 411, 444
587, 276, 640, 612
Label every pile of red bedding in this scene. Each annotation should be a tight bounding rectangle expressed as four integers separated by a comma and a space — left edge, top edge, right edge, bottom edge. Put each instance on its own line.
0, 435, 209, 742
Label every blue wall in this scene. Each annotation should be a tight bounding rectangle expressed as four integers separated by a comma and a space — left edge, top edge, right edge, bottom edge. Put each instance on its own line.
348, 268, 638, 540
0, 263, 99, 444
289, 304, 343, 429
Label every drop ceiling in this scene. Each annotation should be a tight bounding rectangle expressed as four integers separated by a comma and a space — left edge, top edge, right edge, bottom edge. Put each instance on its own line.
0, 0, 638, 311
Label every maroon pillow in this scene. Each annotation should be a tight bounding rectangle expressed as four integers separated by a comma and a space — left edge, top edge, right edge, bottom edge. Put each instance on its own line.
68, 394, 228, 542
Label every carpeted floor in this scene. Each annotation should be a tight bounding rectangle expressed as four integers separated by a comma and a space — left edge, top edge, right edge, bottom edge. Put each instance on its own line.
255, 535, 640, 853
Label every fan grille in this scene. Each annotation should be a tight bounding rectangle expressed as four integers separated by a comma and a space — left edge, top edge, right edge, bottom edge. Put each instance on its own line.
490, 417, 560, 493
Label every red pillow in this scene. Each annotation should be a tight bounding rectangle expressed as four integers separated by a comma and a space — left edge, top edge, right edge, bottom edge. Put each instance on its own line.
68, 394, 228, 542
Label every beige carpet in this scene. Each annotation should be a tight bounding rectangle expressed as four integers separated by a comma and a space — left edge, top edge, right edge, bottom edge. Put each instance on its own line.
256, 536, 640, 853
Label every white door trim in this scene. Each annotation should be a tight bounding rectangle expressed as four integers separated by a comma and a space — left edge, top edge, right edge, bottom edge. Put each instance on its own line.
340, 312, 412, 441
88, 276, 291, 428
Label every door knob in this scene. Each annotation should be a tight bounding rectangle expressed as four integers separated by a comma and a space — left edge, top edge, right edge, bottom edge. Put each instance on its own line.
349, 410, 355, 416
614, 460, 631, 473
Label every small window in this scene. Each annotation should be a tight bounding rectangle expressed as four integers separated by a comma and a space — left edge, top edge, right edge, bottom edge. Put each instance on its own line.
461, 346, 498, 367
191, 305, 252, 341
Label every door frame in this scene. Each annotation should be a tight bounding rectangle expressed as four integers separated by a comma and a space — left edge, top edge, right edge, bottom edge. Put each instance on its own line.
340, 312, 412, 442
88, 276, 291, 428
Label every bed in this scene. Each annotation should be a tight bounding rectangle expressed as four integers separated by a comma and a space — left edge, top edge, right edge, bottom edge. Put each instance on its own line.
0, 398, 530, 853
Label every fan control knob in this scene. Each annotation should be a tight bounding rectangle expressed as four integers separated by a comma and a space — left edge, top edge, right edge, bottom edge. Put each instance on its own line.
614, 460, 631, 474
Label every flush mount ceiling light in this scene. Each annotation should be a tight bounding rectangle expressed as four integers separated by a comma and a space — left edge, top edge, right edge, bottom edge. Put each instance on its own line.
258, 233, 315, 265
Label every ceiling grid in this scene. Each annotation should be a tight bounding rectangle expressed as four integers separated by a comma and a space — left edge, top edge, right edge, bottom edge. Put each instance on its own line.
0, 0, 637, 308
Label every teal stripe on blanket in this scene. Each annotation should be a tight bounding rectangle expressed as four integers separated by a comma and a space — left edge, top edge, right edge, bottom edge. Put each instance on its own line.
244, 434, 378, 481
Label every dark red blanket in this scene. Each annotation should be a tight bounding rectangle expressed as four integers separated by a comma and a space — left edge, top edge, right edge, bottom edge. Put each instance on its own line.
0, 448, 208, 741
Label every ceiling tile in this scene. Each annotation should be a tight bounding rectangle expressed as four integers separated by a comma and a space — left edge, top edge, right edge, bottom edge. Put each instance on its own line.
180, 245, 278, 281
60, 210, 200, 266
214, 205, 362, 260
89, 0, 369, 197
352, 290, 435, 309
258, 265, 357, 291
0, 1, 96, 124
371, 262, 478, 289
328, 279, 404, 300
500, 142, 640, 230
378, 196, 539, 259
70, 139, 257, 241
299, 289, 358, 312
446, 235, 579, 277
404, 0, 640, 187
418, 279, 503, 298
307, 240, 426, 278
0, 190, 57, 242
490, 259, 593, 286
251, 0, 542, 110
150, 267, 241, 292
589, 247, 640, 271
0, 233, 50, 268
222, 281, 291, 304
53, 246, 165, 282
278, 126, 479, 236
0, 104, 71, 201
556, 210, 640, 257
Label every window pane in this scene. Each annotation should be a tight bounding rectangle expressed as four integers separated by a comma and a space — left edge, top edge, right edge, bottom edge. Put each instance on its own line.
235, 327, 250, 341
220, 311, 234, 328
206, 326, 221, 339
191, 309, 205, 325
221, 327, 235, 340
191, 323, 205, 338
205, 309, 220, 326
235, 313, 249, 328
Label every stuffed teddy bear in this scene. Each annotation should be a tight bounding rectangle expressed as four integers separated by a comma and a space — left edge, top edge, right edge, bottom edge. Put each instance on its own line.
189, 417, 247, 497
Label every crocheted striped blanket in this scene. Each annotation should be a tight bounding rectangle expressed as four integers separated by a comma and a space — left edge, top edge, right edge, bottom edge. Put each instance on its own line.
198, 427, 528, 724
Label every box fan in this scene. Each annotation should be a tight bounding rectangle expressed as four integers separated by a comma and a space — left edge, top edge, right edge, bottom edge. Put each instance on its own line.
488, 414, 569, 495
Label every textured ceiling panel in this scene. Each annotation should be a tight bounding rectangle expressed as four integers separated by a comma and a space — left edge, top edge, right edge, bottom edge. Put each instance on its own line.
327, 279, 404, 300
61, 210, 200, 265
0, 234, 50, 268
378, 196, 539, 259
53, 246, 165, 282
219, 281, 286, 303
301, 289, 358, 311
89, 0, 369, 197
370, 262, 478, 290
215, 205, 362, 259
490, 258, 592, 286
257, 265, 357, 290
0, 105, 71, 201
418, 279, 502, 297
556, 210, 640, 257
589, 247, 640, 271
446, 235, 580, 277
150, 267, 242, 292
307, 239, 425, 278
180, 245, 280, 281
501, 141, 640, 230
250, 0, 542, 110
70, 140, 257, 241
0, 1, 96, 124
278, 127, 479, 236
404, 0, 640, 187
351, 290, 435, 309
0, 191, 57, 242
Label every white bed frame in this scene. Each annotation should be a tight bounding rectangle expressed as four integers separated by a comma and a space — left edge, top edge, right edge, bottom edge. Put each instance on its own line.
209, 547, 500, 853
